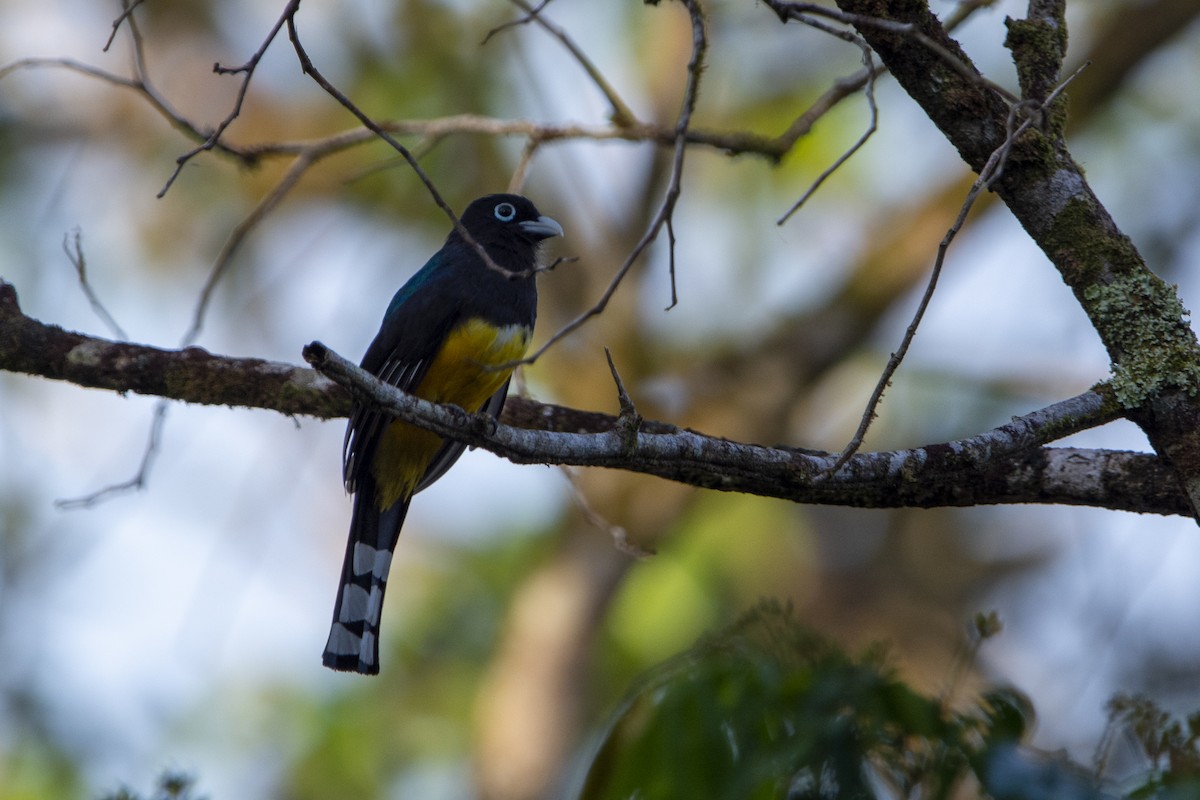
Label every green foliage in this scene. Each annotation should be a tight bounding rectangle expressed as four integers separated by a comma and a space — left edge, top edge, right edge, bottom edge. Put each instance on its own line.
0, 733, 82, 800
577, 601, 1113, 800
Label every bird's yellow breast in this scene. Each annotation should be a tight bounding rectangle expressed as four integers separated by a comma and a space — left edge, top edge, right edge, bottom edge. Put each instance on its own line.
371, 319, 530, 509
418, 318, 530, 407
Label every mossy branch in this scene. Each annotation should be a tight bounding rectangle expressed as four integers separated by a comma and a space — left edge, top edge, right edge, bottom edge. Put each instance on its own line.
820, 0, 1200, 521
1, 277, 1192, 516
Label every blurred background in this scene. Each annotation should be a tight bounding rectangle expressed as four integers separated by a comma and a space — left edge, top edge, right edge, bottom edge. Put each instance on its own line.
2, 0, 1200, 797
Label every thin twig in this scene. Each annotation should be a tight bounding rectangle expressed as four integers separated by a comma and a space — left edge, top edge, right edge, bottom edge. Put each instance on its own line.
121, 0, 215, 158
519, 0, 707, 364
181, 151, 317, 346
158, 0, 299, 197
561, 465, 655, 558
767, 1, 1020, 105
0, 60, 863, 167
508, 136, 541, 193
942, 0, 999, 30
664, 214, 679, 310
286, 9, 524, 283
62, 229, 128, 340
604, 347, 638, 422
826, 65, 1087, 473
0, 57, 256, 165
493, 0, 640, 128
56, 399, 169, 509
778, 39, 878, 224
103, 0, 146, 52
481, 0, 554, 45
751, 0, 990, 157
768, 1, 1012, 224
532, 255, 579, 276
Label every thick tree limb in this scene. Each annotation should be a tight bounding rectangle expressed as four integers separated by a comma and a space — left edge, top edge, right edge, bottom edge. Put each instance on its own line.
302, 342, 1188, 516
0, 281, 344, 419
0, 279, 681, 433
1, 279, 1186, 514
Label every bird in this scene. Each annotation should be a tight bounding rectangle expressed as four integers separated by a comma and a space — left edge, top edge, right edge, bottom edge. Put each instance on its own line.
323, 193, 563, 674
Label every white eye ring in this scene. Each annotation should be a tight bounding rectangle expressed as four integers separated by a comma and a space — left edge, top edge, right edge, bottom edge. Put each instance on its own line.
494, 202, 516, 222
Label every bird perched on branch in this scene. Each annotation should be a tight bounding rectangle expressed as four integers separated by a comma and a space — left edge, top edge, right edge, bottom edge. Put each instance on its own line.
323, 194, 563, 674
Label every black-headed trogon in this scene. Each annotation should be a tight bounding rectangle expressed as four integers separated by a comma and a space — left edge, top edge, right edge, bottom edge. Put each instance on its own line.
323, 194, 563, 674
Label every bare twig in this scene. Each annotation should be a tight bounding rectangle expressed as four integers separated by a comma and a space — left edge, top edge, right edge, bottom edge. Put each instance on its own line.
120, 0, 252, 167
103, 0, 146, 52
0, 57, 255, 165
766, 1, 1020, 105
663, 214, 679, 311
750, 0, 1002, 222
827, 65, 1087, 473
943, 0, 999, 30
158, 0, 299, 197
0, 54, 861, 167
532, 255, 579, 276
778, 38, 878, 224
62, 229, 127, 340
181, 150, 316, 346
761, 0, 991, 157
492, 0, 640, 128
521, 0, 707, 363
482, 0, 555, 45
561, 465, 655, 558
56, 399, 169, 509
604, 347, 639, 424
285, 8, 529, 284
509, 136, 542, 193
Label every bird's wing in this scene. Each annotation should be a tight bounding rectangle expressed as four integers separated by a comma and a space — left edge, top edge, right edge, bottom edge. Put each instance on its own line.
412, 378, 511, 494
342, 357, 430, 493
343, 265, 456, 494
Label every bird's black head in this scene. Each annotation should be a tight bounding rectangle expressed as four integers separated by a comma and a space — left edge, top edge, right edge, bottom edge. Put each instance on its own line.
456, 194, 564, 248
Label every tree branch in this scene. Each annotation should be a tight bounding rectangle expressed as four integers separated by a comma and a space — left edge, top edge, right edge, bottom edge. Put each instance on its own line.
792, 0, 1200, 521
0, 280, 344, 419
302, 341, 1187, 516
3, 278, 1181, 514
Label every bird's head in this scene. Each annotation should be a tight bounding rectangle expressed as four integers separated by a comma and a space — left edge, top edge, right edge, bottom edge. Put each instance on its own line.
458, 194, 564, 247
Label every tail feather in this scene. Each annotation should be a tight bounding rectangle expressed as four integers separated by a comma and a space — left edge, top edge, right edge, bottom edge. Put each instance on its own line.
323, 482, 409, 674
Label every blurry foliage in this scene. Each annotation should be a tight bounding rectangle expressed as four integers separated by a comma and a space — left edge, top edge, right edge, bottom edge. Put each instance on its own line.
576, 604, 1200, 800
604, 492, 812, 668
1102, 695, 1200, 798
0, 740, 81, 800
96, 771, 205, 800
580, 600, 1046, 800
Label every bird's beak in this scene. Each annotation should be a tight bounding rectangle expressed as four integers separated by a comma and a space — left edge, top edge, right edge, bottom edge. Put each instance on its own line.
518, 215, 564, 241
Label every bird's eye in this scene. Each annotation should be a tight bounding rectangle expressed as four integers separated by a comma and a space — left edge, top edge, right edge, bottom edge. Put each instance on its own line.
494, 202, 516, 222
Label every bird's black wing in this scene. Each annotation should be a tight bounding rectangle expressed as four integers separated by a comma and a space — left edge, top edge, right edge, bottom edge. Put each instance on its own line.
342, 271, 458, 495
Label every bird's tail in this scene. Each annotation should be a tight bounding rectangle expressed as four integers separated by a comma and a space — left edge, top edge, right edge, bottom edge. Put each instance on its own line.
323, 484, 409, 674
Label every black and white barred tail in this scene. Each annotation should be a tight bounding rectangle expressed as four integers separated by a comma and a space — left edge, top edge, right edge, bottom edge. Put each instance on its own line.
322, 485, 408, 674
